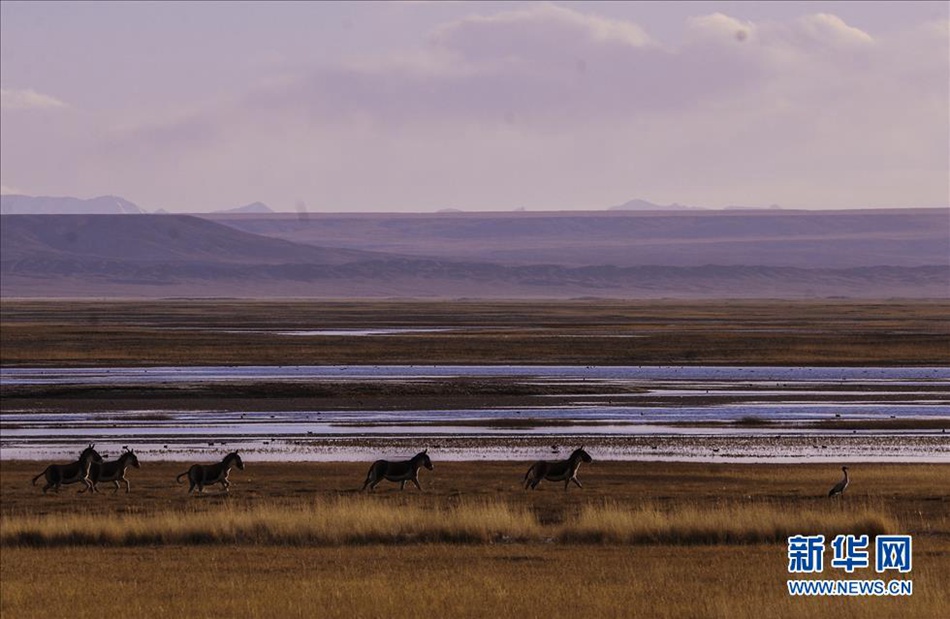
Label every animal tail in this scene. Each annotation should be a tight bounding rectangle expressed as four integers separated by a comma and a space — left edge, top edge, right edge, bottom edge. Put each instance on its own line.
523, 463, 536, 483
32, 467, 49, 486
361, 462, 379, 490
176, 471, 188, 483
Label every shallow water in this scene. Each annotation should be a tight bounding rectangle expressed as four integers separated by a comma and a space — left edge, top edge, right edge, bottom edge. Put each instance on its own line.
3, 365, 948, 385
2, 365, 948, 462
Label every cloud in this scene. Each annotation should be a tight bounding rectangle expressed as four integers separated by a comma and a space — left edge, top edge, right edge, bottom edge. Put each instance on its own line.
103, 109, 222, 155
685, 13, 757, 44
80, 6, 948, 210
0, 88, 68, 110
237, 6, 750, 127
792, 13, 874, 46
430, 3, 654, 62
238, 6, 901, 129
104, 6, 922, 141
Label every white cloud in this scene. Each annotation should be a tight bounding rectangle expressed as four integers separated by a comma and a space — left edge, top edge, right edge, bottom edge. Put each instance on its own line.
431, 3, 653, 61
48, 6, 949, 210
105, 7, 916, 140
793, 13, 874, 46
686, 13, 757, 43
271, 8, 897, 125
0, 88, 68, 110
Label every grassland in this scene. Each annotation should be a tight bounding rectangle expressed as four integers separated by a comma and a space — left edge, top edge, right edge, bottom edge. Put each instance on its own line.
1, 461, 948, 618
2, 300, 948, 617
0, 497, 896, 547
2, 299, 948, 367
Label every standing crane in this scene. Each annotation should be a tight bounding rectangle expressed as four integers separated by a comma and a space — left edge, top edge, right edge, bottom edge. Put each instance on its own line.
828, 466, 850, 497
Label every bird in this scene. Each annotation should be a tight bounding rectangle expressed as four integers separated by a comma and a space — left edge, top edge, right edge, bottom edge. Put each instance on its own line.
828, 466, 850, 497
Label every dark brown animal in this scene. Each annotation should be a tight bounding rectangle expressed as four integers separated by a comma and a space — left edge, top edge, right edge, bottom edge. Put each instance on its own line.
524, 447, 593, 491
176, 452, 244, 494
362, 450, 433, 491
31, 445, 102, 494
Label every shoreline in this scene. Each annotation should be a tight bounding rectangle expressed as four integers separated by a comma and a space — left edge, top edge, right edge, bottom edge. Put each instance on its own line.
3, 433, 948, 463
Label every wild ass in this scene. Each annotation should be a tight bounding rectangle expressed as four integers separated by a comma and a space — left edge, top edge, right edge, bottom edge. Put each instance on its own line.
176, 452, 244, 494
523, 447, 593, 491
83, 449, 141, 493
31, 444, 102, 494
362, 450, 433, 491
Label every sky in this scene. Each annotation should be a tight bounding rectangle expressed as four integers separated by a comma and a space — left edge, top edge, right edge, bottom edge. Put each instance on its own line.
1, 1, 948, 213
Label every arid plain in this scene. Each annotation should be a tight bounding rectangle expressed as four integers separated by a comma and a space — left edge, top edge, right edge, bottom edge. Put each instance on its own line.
1, 300, 948, 618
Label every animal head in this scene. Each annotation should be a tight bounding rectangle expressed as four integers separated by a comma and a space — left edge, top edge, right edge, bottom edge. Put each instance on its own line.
572, 446, 593, 463
227, 452, 245, 470
80, 444, 104, 463
417, 449, 433, 470
123, 449, 141, 468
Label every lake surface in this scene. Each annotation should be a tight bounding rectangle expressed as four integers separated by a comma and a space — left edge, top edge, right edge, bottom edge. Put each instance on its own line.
4, 365, 948, 385
2, 365, 948, 462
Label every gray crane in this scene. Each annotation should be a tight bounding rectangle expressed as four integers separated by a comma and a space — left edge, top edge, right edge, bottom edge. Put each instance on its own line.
828, 466, 850, 497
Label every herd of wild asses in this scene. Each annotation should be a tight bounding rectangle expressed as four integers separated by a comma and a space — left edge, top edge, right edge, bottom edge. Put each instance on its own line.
29, 444, 853, 497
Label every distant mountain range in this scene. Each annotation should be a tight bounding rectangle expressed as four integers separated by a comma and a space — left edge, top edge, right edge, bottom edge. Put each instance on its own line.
610, 198, 704, 211
609, 198, 784, 211
0, 194, 146, 215
0, 194, 274, 215
216, 201, 274, 214
2, 193, 789, 215
210, 208, 950, 269
1, 211, 947, 299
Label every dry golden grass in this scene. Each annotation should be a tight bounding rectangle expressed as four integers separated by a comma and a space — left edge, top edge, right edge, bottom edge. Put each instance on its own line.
1, 498, 540, 546
2, 543, 948, 619
2, 462, 948, 618
0, 498, 896, 548
560, 500, 895, 545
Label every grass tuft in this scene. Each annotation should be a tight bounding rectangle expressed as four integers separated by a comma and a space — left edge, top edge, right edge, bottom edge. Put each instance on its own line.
1, 498, 895, 548
558, 500, 895, 545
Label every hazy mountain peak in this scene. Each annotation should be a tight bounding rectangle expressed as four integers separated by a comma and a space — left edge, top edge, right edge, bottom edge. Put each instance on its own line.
217, 201, 273, 214
0, 194, 147, 215
609, 198, 705, 211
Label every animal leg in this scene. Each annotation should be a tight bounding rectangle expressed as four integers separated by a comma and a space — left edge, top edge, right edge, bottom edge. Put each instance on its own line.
400, 480, 406, 491
123, 478, 131, 494
571, 477, 583, 489
411, 477, 422, 491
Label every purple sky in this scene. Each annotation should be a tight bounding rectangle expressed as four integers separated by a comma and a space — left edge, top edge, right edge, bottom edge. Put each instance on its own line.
1, 1, 947, 212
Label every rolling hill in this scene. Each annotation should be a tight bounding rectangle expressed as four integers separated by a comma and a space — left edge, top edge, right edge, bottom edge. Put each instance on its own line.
209, 208, 949, 269
1, 211, 947, 298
